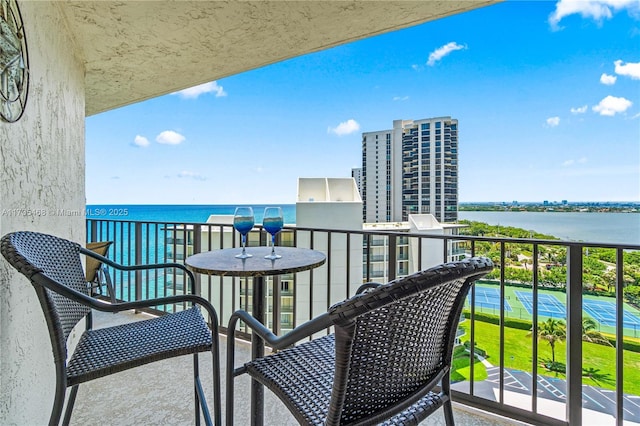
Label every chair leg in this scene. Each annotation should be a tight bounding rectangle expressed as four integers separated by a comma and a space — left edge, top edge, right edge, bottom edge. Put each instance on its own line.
443, 398, 454, 426
211, 340, 222, 426
442, 372, 454, 426
225, 326, 238, 426
61, 385, 79, 426
49, 373, 67, 426
193, 351, 214, 426
194, 353, 201, 426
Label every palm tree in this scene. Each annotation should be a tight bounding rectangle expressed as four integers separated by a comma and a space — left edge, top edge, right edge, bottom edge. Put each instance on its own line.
582, 317, 613, 346
602, 269, 616, 292
529, 318, 566, 364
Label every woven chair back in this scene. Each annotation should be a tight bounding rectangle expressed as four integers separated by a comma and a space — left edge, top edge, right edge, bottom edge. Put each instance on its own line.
328, 258, 492, 424
1, 232, 91, 344
85, 241, 111, 283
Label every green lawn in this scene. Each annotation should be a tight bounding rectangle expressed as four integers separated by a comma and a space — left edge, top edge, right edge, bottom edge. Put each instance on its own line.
458, 319, 640, 395
451, 354, 488, 382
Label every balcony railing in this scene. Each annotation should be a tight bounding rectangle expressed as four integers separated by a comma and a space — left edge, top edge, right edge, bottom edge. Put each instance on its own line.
86, 218, 640, 426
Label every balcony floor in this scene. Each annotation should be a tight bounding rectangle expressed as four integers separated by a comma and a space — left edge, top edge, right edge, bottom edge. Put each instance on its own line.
70, 310, 530, 425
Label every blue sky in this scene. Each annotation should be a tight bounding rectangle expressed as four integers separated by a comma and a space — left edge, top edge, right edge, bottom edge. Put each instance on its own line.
86, 0, 640, 205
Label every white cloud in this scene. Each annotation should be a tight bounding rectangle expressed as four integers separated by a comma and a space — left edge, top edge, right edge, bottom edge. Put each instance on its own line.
614, 60, 640, 80
177, 171, 206, 181
156, 130, 186, 145
592, 95, 633, 116
562, 157, 588, 167
133, 135, 150, 147
173, 81, 227, 99
427, 42, 466, 66
570, 105, 588, 114
393, 96, 409, 101
328, 119, 360, 136
600, 73, 617, 85
546, 116, 561, 127
549, 0, 640, 29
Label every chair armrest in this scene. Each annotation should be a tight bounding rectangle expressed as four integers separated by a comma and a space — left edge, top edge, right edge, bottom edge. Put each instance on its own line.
32, 272, 218, 326
80, 247, 197, 295
227, 309, 332, 350
355, 282, 383, 295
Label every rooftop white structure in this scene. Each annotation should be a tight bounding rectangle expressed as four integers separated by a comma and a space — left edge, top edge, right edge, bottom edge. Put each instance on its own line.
364, 214, 466, 283
295, 178, 364, 322
296, 177, 362, 230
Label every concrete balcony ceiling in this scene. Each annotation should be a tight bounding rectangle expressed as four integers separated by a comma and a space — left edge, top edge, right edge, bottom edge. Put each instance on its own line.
57, 0, 499, 116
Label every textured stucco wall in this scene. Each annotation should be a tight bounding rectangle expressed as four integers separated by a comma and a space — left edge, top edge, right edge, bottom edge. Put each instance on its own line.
0, 1, 85, 424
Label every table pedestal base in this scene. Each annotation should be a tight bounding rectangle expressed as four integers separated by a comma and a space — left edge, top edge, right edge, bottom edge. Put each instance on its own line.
251, 276, 265, 426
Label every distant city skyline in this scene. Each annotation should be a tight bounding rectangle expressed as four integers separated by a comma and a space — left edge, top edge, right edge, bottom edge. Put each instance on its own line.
86, 0, 640, 204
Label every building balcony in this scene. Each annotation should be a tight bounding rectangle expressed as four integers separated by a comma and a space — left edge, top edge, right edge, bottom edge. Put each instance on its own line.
71, 309, 531, 426
86, 218, 640, 426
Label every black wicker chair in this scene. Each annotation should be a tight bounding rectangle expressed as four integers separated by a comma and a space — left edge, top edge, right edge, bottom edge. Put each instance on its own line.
1, 231, 221, 426
226, 257, 493, 426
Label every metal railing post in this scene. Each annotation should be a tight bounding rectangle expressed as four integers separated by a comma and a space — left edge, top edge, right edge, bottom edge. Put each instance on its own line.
615, 248, 624, 426
134, 222, 143, 302
193, 224, 202, 296
388, 234, 397, 281
443, 237, 448, 263
566, 244, 582, 425
531, 244, 539, 414
89, 219, 97, 242
365, 234, 371, 282
499, 242, 505, 404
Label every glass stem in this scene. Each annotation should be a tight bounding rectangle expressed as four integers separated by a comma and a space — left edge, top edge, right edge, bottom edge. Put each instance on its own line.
271, 234, 276, 255
241, 234, 247, 255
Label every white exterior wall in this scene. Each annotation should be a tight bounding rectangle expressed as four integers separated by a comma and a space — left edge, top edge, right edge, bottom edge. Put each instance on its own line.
350, 167, 362, 196
296, 178, 363, 326
409, 214, 462, 270
364, 215, 463, 283
198, 216, 236, 326
362, 130, 392, 223
391, 121, 404, 221
0, 2, 86, 424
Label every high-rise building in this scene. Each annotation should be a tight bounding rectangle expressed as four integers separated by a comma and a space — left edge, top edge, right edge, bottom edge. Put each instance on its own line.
361, 117, 459, 223
351, 167, 363, 195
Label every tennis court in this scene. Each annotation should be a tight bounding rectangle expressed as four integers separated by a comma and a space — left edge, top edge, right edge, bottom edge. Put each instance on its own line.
514, 291, 566, 319
468, 286, 512, 312
469, 284, 640, 337
583, 299, 640, 330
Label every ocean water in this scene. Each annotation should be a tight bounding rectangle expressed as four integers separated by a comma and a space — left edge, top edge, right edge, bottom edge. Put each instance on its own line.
87, 205, 639, 245
87, 204, 297, 224
459, 211, 639, 245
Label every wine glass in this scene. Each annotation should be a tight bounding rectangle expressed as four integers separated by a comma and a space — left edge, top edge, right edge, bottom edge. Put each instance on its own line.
233, 207, 254, 258
263, 207, 284, 259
